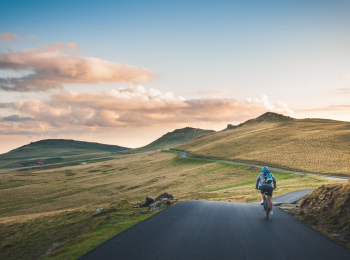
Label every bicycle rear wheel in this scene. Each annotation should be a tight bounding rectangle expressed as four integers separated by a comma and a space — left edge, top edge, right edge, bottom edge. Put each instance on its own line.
265, 196, 270, 220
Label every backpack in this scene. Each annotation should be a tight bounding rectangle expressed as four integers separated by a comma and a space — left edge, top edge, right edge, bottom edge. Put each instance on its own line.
264, 172, 273, 184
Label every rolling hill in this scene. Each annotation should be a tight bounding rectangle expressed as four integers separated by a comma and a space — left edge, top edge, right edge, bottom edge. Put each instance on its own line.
0, 139, 130, 169
174, 112, 350, 176
121, 127, 215, 154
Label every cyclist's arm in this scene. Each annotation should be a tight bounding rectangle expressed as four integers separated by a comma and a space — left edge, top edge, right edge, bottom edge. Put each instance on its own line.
255, 175, 260, 189
272, 174, 277, 189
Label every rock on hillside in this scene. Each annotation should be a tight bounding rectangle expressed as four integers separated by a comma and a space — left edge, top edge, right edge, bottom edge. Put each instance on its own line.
226, 112, 294, 130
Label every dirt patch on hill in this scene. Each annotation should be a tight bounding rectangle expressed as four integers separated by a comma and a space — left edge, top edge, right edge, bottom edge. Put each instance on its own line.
279, 181, 350, 249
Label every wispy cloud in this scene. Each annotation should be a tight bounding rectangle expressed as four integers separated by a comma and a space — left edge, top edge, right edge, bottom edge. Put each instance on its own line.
295, 105, 350, 112
0, 32, 21, 43
337, 87, 350, 93
0, 43, 155, 92
0, 86, 293, 135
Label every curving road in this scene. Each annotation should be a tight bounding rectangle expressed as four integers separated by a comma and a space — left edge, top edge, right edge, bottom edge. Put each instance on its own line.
79, 200, 350, 260
174, 150, 350, 180
273, 189, 313, 205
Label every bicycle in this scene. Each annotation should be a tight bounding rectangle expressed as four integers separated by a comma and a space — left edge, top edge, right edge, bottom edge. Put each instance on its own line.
263, 191, 271, 220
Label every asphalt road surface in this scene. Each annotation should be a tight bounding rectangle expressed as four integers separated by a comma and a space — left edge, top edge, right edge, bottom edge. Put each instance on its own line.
79, 200, 350, 260
273, 189, 314, 205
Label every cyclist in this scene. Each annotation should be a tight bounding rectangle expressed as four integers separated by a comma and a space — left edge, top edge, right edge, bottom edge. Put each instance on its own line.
255, 166, 276, 215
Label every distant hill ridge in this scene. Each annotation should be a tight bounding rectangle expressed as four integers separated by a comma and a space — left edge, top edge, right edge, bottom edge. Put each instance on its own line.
122, 127, 215, 154
24, 139, 129, 151
227, 112, 294, 130
0, 139, 130, 169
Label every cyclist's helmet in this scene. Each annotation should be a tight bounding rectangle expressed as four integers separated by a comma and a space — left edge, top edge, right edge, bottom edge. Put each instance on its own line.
262, 166, 269, 172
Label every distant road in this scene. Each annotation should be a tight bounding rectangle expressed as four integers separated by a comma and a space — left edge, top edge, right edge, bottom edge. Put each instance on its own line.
172, 150, 350, 180
79, 200, 350, 260
273, 189, 314, 205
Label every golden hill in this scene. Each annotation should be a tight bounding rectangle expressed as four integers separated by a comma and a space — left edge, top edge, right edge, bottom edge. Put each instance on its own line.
120, 127, 214, 154
174, 113, 350, 176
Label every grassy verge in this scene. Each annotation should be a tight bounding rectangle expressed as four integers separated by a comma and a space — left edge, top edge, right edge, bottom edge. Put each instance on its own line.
0, 200, 157, 260
278, 181, 350, 249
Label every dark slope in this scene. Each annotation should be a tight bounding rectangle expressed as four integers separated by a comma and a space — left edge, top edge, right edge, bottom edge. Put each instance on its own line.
0, 139, 129, 168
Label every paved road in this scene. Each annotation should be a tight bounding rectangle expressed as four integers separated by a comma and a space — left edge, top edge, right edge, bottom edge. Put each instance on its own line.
79, 201, 350, 260
273, 189, 314, 205
175, 150, 350, 180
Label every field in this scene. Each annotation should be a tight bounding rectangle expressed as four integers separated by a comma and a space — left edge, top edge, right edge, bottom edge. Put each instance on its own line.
175, 118, 350, 176
0, 151, 345, 259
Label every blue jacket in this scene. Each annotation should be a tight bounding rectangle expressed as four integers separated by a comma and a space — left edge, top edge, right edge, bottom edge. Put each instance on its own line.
255, 171, 276, 189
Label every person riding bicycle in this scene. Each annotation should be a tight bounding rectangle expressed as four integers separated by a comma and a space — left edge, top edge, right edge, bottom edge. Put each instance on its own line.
255, 166, 276, 216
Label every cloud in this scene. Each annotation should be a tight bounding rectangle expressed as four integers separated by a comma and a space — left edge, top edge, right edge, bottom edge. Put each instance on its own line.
0, 32, 21, 43
295, 105, 350, 112
0, 85, 293, 135
189, 89, 232, 95
0, 43, 155, 92
2, 115, 34, 122
337, 87, 350, 93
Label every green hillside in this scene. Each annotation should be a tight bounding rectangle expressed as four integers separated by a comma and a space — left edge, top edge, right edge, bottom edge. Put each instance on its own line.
122, 127, 215, 154
0, 139, 129, 169
174, 112, 350, 176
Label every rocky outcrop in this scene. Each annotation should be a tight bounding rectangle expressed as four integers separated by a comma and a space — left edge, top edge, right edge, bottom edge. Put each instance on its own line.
155, 192, 174, 201
226, 123, 243, 130
149, 199, 173, 212
142, 195, 155, 207
133, 193, 177, 212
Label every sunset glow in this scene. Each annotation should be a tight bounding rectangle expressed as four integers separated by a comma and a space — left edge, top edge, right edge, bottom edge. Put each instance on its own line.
1, 0, 350, 153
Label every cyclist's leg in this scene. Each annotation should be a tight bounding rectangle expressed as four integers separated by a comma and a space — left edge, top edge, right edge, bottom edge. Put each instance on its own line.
267, 186, 273, 210
260, 192, 264, 201
268, 196, 273, 211
259, 186, 265, 200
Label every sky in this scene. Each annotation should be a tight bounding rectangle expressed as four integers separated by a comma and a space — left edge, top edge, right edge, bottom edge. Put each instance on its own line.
0, 0, 350, 154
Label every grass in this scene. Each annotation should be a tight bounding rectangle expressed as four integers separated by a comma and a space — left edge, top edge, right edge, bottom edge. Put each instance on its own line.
0, 200, 156, 260
174, 116, 350, 176
45, 201, 157, 260
0, 150, 346, 259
